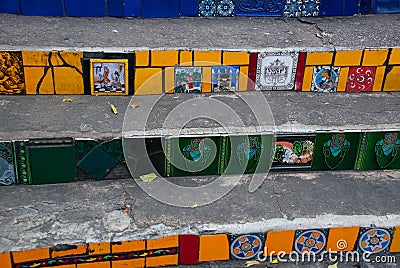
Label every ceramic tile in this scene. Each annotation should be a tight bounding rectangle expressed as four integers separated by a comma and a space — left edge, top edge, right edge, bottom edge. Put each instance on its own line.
51, 244, 87, 258
151, 50, 179, 67
111, 240, 146, 253
311, 66, 340, 92
134, 68, 163, 95
235, 0, 284, 17
75, 139, 98, 162
77, 146, 119, 180
229, 234, 265, 260
181, 0, 201, 16
362, 49, 389, 66
326, 227, 360, 252
319, 0, 343, 16
147, 255, 178, 267
373, 66, 386, 91
12, 247, 50, 263
265, 230, 296, 256
334, 50, 363, 66
0, 252, 12, 268
0, 51, 25, 94
284, 0, 302, 17
374, 0, 400, 13
90, 59, 128, 95
202, 67, 212, 93
359, 0, 372, 14
77, 263, 110, 268
123, 0, 140, 17
301, 66, 313, 91
113, 259, 145, 268
305, 51, 333, 66
88, 242, 111, 255
23, 67, 54, 94
194, 51, 222, 66
356, 228, 393, 254
272, 135, 315, 170
247, 52, 258, 91
20, 0, 64, 16
179, 235, 199, 264
147, 235, 179, 250
336, 67, 349, 92
199, 0, 235, 16
390, 226, 400, 253
198, 0, 217, 16
165, 67, 175, 94
64, 0, 106, 16
135, 51, 149, 67
54, 67, 84, 94
216, 0, 236, 16
293, 229, 328, 254
0, 0, 21, 14
13, 141, 31, 184
174, 67, 202, 93
343, 0, 360, 15
199, 234, 230, 262
212, 66, 239, 92
107, 0, 124, 16
301, 0, 320, 16
27, 138, 76, 184
389, 48, 400, 65
295, 52, 306, 91
311, 133, 361, 171
238, 66, 249, 91
383, 66, 400, 91
223, 51, 250, 65
255, 51, 299, 90
142, 0, 180, 18
100, 139, 124, 163
180, 50, 193, 65
0, 142, 16, 186
346, 67, 376, 92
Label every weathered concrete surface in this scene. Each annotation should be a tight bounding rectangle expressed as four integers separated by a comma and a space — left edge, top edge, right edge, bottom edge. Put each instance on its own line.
1, 170, 400, 252
0, 14, 399, 50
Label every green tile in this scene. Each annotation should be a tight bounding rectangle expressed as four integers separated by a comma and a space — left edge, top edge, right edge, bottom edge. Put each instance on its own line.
77, 145, 118, 180
223, 135, 274, 175
100, 138, 124, 163
311, 133, 361, 171
75, 139, 98, 161
356, 132, 400, 170
13, 141, 31, 184
0, 141, 16, 185
28, 138, 76, 184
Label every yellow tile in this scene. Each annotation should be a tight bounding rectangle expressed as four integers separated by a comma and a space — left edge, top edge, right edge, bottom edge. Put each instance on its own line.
306, 51, 333, 66
223, 51, 250, 65
151, 50, 178, 67
238, 66, 248, 91
302, 67, 314, 91
194, 51, 221, 66
134, 68, 163, 95
373, 66, 386, 91
22, 51, 50, 66
52, 244, 87, 258
146, 255, 178, 267
50, 51, 64, 66
54, 67, 84, 94
362, 49, 389, 66
389, 48, 400, 65
383, 66, 400, 91
12, 247, 50, 263
60, 51, 83, 72
77, 262, 110, 268
111, 240, 145, 253
334, 50, 363, 66
23, 67, 54, 94
390, 226, 400, 252
265, 230, 295, 256
337, 67, 349, 92
326, 227, 360, 252
147, 235, 179, 250
112, 259, 145, 268
0, 252, 12, 268
202, 67, 212, 93
198, 234, 229, 262
164, 67, 175, 94
88, 242, 110, 255
44, 265, 76, 268
180, 50, 193, 66
135, 51, 149, 67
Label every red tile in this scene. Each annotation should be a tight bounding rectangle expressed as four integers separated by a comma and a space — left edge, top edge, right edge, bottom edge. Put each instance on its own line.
179, 234, 199, 264
295, 52, 306, 91
247, 53, 258, 91
346, 66, 376, 92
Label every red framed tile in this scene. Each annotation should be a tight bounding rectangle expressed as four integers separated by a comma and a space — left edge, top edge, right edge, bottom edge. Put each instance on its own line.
179, 234, 199, 264
295, 52, 306, 91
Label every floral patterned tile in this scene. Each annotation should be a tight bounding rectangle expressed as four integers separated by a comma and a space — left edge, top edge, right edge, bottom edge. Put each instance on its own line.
199, 0, 235, 17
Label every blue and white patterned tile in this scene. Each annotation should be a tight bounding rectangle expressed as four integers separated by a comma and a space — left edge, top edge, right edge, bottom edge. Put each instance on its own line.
199, 0, 217, 16
302, 0, 319, 16
293, 229, 328, 254
229, 234, 265, 260
235, 0, 284, 16
284, 0, 302, 17
357, 228, 393, 254
0, 142, 16, 186
217, 0, 235, 16
311, 66, 341, 92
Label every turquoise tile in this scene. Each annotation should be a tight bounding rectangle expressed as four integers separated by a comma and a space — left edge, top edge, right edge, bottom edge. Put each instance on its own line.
77, 146, 118, 180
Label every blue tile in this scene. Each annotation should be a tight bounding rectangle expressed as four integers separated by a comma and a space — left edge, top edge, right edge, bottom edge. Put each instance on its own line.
0, 0, 21, 14
65, 0, 106, 17
20, 0, 64, 16
124, 0, 140, 16
319, 0, 343, 16
235, 0, 284, 17
142, 0, 179, 18
181, 0, 198, 16
359, 0, 372, 14
373, 0, 400, 13
343, 0, 359, 15
108, 0, 124, 16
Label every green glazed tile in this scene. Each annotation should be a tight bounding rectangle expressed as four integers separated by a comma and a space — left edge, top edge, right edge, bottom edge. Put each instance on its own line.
100, 138, 124, 163
75, 139, 98, 161
77, 145, 118, 180
13, 140, 31, 184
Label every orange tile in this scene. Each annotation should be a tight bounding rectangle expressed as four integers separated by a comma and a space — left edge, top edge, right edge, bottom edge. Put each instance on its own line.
180, 50, 193, 66
151, 50, 179, 67
146, 255, 178, 267
88, 242, 110, 255
198, 234, 229, 262
147, 235, 179, 250
362, 49, 389, 66
334, 50, 363, 66
373, 66, 386, 91
59, 51, 83, 72
390, 226, 400, 252
305, 51, 333, 65
112, 259, 145, 268
202, 67, 212, 93
51, 244, 87, 258
12, 247, 50, 263
383, 66, 400, 91
389, 48, 400, 65
194, 51, 221, 66
337, 67, 349, 92
50, 51, 64, 66
23, 67, 45, 94
265, 230, 295, 256
54, 67, 84, 94
326, 227, 360, 252
22, 51, 50, 66
0, 252, 12, 268
77, 262, 110, 268
238, 66, 248, 91
134, 68, 163, 95
135, 51, 149, 67
223, 51, 250, 65
111, 240, 145, 253
301, 67, 313, 91
44, 265, 76, 268
164, 67, 175, 94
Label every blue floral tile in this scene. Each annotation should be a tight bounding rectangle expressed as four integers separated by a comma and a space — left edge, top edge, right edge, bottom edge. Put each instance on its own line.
229, 234, 265, 260
217, 0, 235, 16
293, 229, 328, 254
0, 142, 16, 186
302, 0, 319, 16
356, 228, 393, 254
284, 0, 302, 17
199, 0, 217, 16
311, 66, 341, 93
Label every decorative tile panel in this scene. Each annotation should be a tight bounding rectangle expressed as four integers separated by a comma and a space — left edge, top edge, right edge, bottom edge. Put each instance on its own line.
346, 67, 376, 92
255, 51, 298, 90
284, 0, 302, 17
235, 0, 284, 17
293, 229, 328, 254
13, 141, 31, 184
229, 234, 265, 260
212, 66, 239, 92
199, 0, 235, 16
357, 228, 393, 254
301, 0, 320, 16
90, 59, 128, 95
311, 66, 340, 92
0, 142, 16, 186
174, 67, 202, 93
0, 51, 25, 94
